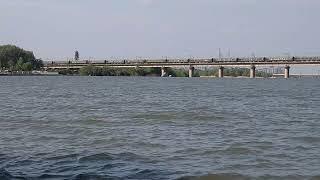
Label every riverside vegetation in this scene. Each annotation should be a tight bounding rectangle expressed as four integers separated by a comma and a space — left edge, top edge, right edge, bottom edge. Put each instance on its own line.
0, 45, 43, 71
59, 65, 271, 77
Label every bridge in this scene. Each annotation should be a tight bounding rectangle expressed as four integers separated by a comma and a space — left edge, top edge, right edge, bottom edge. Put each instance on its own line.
44, 56, 320, 78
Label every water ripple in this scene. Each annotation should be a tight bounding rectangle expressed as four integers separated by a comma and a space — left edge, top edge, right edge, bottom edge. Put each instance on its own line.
1, 77, 320, 179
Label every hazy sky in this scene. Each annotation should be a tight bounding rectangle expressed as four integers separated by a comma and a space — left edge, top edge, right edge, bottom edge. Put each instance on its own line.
1, 0, 320, 63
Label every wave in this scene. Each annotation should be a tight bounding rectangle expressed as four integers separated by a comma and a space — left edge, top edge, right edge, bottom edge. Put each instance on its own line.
177, 174, 320, 180
0, 151, 153, 179
0, 154, 7, 164
0, 169, 13, 180
78, 153, 114, 163
2, 168, 320, 180
221, 145, 260, 155
117, 152, 144, 161
72, 174, 121, 180
0, 168, 166, 180
291, 136, 320, 144
126, 169, 174, 180
45, 153, 79, 161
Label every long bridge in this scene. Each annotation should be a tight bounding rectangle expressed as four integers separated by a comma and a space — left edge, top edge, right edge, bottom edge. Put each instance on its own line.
44, 56, 320, 78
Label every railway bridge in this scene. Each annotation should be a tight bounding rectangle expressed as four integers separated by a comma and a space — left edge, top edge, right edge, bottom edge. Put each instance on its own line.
44, 56, 320, 78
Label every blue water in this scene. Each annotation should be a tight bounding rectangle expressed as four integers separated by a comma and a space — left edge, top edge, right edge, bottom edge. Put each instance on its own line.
0, 76, 320, 179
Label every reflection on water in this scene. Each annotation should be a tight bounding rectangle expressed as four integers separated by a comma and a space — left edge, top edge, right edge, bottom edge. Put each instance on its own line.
0, 76, 320, 179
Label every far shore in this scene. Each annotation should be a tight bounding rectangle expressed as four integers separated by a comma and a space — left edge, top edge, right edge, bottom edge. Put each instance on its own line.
1, 71, 320, 78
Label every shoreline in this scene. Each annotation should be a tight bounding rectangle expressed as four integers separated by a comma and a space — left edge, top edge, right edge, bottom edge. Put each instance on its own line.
1, 74, 319, 78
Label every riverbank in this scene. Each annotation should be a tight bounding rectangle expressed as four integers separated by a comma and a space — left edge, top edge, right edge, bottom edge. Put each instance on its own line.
0, 71, 59, 76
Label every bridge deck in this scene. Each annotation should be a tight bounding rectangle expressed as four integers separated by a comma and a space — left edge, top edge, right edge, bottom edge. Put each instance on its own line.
44, 58, 320, 69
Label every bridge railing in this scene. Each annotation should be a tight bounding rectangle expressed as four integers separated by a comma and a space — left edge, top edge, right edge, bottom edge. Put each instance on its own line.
43, 56, 320, 66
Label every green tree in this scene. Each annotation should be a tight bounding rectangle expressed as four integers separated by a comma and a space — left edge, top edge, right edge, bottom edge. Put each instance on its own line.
8, 60, 15, 71
0, 45, 42, 70
22, 62, 33, 71
15, 57, 24, 71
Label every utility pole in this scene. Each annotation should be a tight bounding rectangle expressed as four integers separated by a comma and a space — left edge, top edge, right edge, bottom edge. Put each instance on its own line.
228, 49, 231, 60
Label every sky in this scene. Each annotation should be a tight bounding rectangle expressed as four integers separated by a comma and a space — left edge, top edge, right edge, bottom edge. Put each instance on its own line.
1, 0, 320, 73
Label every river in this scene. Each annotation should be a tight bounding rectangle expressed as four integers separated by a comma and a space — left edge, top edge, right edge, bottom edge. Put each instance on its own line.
0, 76, 319, 179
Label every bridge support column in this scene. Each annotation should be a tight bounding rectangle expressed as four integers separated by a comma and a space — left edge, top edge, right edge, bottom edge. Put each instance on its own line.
161, 67, 167, 77
250, 65, 256, 78
284, 66, 290, 79
218, 66, 224, 78
189, 66, 195, 78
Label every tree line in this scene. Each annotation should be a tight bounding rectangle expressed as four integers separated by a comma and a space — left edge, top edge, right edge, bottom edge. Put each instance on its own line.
62, 65, 271, 77
198, 67, 272, 77
0, 45, 43, 71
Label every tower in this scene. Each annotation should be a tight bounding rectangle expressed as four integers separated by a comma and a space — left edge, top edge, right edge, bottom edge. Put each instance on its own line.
75, 50, 79, 61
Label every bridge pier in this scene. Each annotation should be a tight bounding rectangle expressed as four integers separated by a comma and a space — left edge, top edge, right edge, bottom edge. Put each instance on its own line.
189, 66, 195, 78
218, 66, 224, 78
250, 65, 256, 78
161, 67, 167, 77
284, 66, 290, 79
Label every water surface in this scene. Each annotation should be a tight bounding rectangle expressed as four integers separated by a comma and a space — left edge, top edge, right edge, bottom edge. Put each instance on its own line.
0, 77, 320, 179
